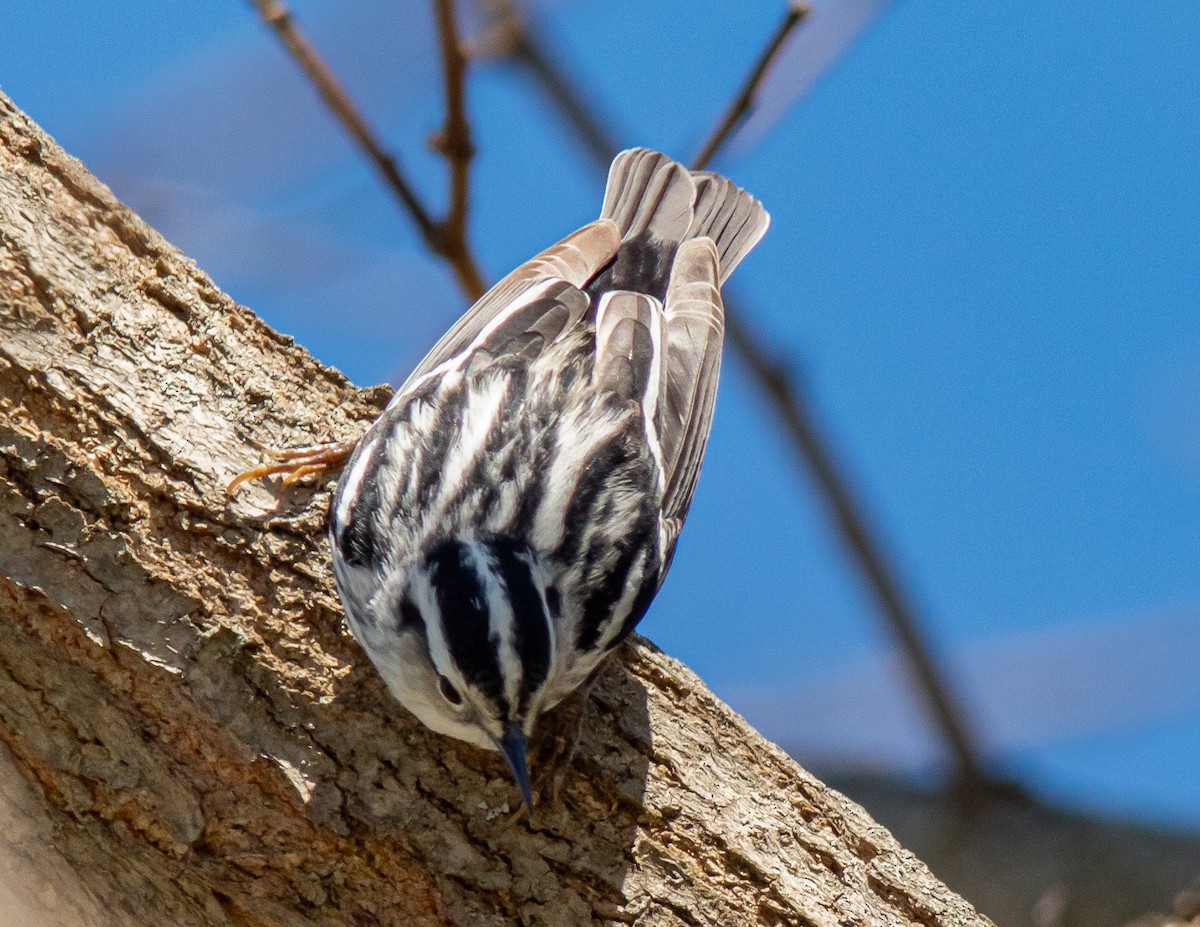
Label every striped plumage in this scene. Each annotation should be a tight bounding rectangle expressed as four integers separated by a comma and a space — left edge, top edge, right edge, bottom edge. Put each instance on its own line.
329, 149, 768, 804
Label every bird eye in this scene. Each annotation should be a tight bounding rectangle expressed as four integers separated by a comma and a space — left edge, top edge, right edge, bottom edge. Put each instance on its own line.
438, 675, 463, 706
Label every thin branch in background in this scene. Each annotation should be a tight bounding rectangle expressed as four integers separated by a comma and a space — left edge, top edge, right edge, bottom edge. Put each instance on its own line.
486, 1, 999, 792
246, 0, 437, 236
692, 3, 810, 172
689, 2, 993, 791
430, 0, 483, 294
721, 316, 993, 791
475, 4, 619, 169
247, 0, 487, 300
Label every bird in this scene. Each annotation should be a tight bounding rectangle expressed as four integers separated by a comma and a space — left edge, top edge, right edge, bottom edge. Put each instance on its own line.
326, 148, 767, 808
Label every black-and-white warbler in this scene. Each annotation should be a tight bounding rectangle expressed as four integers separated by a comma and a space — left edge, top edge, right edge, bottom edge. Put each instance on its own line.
329, 148, 767, 806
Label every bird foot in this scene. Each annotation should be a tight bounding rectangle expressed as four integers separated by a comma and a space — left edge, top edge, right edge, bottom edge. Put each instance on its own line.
529, 680, 597, 807
226, 438, 358, 494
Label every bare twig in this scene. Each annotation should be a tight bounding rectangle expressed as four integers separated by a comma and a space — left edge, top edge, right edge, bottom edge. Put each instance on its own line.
488, 2, 998, 791
431, 0, 485, 297
692, 3, 810, 172
247, 0, 437, 236
507, 28, 619, 164
722, 313, 990, 789
247, 0, 486, 300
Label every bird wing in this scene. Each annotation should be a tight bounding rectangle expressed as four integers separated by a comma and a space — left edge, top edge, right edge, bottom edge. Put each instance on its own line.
585, 237, 723, 558
655, 237, 724, 553
593, 291, 664, 416
394, 219, 621, 400
588, 151, 764, 558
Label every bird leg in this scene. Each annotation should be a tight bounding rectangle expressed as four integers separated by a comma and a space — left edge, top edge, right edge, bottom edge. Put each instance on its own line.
226, 438, 359, 494
529, 664, 608, 806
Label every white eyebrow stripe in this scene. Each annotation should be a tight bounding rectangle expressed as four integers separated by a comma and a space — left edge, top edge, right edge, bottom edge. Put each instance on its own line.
474, 544, 521, 718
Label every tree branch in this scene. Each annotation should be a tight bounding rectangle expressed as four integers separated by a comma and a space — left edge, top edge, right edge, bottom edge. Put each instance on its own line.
721, 313, 992, 790
500, 20, 621, 164
246, 0, 439, 240
432, 0, 477, 260
692, 3, 810, 172
0, 89, 995, 927
485, 2, 997, 792
247, 0, 486, 300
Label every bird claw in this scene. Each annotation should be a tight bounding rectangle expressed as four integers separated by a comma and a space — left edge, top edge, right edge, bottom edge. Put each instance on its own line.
226, 439, 358, 494
528, 680, 598, 808
504, 802, 530, 826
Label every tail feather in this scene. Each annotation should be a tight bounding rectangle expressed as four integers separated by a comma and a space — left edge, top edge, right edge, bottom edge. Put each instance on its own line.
599, 148, 769, 287
688, 172, 770, 284
599, 149, 695, 242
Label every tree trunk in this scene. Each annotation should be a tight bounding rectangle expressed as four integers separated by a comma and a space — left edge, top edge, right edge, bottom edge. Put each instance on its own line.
0, 89, 993, 927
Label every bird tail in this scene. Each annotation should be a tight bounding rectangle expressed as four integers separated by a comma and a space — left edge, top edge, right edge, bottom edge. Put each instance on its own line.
599, 148, 769, 289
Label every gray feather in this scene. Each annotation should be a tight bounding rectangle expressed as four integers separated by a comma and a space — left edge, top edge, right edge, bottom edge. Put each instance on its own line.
657, 238, 723, 546
395, 219, 620, 397
593, 291, 660, 403
688, 172, 770, 284
598, 151, 766, 549
600, 149, 695, 241
601, 148, 769, 281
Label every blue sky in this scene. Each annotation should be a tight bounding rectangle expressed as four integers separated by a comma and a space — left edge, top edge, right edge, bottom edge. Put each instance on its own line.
5, 0, 1199, 829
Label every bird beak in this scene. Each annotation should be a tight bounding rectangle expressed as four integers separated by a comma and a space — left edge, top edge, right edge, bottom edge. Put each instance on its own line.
496, 722, 533, 808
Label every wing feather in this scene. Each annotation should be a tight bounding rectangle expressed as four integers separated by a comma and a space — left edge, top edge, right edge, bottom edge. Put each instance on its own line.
656, 238, 723, 548
593, 291, 663, 408
394, 219, 621, 397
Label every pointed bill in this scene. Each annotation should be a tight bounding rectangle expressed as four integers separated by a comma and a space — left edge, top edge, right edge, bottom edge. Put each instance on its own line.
496, 722, 533, 808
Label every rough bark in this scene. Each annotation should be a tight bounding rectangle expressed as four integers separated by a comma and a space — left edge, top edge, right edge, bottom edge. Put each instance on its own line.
0, 89, 993, 927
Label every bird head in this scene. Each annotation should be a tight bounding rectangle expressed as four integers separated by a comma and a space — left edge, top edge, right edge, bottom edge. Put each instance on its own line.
368, 533, 558, 807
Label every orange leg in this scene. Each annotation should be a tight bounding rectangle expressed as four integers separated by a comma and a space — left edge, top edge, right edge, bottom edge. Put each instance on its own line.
226, 439, 359, 495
